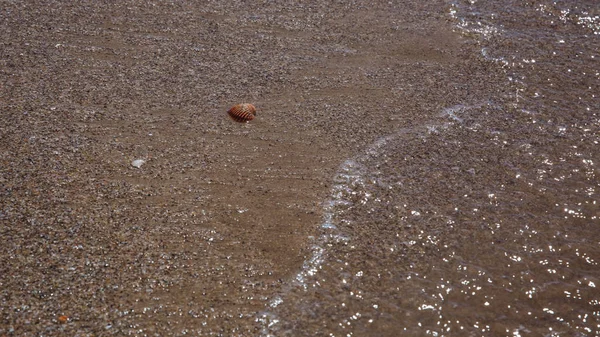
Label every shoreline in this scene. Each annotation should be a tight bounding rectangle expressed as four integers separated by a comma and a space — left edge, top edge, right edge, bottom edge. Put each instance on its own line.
0, 1, 497, 334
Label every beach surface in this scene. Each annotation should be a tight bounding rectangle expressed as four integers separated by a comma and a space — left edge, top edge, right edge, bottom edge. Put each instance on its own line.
7, 0, 593, 336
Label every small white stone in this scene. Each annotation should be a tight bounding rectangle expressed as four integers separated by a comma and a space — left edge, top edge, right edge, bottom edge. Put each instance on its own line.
131, 159, 146, 168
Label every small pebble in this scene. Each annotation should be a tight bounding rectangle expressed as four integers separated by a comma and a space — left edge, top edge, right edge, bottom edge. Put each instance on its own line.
131, 159, 146, 168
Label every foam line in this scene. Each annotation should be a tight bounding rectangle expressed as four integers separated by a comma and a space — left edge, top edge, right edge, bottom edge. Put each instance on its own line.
257, 104, 487, 335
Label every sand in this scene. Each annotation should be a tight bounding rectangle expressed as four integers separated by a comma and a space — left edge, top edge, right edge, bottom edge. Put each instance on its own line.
0, 1, 505, 335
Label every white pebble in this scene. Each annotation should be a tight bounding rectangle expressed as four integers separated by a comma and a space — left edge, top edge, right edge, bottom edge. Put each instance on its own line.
131, 159, 146, 168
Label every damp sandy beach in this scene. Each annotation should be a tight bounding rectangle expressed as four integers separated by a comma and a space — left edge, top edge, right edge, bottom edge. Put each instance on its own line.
1, 1, 599, 336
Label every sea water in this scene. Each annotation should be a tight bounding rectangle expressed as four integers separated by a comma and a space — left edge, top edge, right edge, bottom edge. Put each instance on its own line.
261, 0, 599, 335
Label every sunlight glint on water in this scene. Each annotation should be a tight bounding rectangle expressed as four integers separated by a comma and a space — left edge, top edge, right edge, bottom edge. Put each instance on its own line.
261, 0, 600, 335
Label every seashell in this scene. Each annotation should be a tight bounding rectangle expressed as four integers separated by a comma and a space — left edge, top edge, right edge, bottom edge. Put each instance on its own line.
227, 103, 256, 122
131, 159, 146, 168
58, 315, 68, 324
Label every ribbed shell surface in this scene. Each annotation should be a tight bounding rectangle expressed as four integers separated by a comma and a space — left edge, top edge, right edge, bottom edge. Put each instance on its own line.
227, 103, 256, 122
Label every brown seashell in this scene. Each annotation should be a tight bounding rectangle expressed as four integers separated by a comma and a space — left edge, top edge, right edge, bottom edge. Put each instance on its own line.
58, 315, 68, 324
227, 103, 256, 122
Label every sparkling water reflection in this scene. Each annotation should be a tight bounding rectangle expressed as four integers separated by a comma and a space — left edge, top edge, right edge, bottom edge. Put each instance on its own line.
262, 0, 599, 335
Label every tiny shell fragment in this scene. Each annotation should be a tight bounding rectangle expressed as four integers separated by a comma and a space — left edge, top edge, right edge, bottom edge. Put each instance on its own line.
58, 315, 68, 323
131, 159, 146, 168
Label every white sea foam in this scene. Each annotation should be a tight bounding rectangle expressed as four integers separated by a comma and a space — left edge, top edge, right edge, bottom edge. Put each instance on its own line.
258, 105, 487, 334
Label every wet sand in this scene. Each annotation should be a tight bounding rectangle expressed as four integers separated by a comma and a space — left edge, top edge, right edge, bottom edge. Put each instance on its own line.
1, 1, 505, 335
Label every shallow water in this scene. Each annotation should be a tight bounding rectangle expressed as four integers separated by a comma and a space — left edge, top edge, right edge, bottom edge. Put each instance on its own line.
263, 0, 600, 336
1, 0, 597, 336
